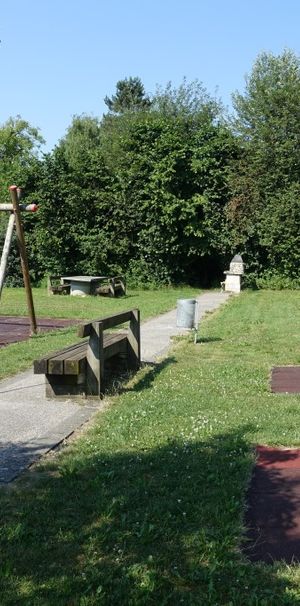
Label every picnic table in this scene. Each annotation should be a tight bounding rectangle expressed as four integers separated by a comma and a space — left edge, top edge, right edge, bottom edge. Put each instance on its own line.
60, 275, 126, 297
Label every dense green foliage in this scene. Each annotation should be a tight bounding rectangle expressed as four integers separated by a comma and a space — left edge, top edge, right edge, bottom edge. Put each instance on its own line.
104, 76, 151, 113
0, 117, 44, 200
0, 118, 44, 285
1, 51, 300, 288
229, 50, 300, 283
27, 82, 237, 286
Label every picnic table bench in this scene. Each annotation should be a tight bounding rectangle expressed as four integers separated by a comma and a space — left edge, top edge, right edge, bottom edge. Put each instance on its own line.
47, 275, 71, 295
58, 275, 126, 297
92, 276, 126, 297
34, 309, 140, 398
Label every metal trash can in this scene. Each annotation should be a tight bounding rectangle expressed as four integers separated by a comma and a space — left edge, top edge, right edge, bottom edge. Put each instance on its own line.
176, 298, 197, 328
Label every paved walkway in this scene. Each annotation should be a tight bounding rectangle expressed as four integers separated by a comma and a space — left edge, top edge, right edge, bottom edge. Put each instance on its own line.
0, 291, 230, 482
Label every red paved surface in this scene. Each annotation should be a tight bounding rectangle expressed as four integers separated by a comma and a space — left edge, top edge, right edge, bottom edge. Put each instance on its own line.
243, 446, 300, 563
0, 316, 77, 347
271, 366, 300, 393
256, 445, 300, 469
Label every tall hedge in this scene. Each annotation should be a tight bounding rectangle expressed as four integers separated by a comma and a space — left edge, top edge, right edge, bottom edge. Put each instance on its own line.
26, 85, 236, 286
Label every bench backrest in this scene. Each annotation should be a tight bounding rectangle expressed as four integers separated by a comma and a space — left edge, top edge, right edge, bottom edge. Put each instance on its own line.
78, 309, 139, 337
80, 308, 140, 397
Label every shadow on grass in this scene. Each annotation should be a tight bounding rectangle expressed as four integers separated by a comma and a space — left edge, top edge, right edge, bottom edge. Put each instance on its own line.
104, 357, 177, 397
131, 357, 177, 392
197, 336, 223, 344
0, 441, 56, 484
1, 427, 299, 605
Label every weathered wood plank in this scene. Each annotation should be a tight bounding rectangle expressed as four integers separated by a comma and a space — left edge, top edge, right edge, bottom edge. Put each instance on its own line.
127, 309, 141, 370
34, 341, 85, 374
103, 334, 127, 361
78, 309, 137, 337
64, 343, 87, 375
47, 342, 87, 375
35, 334, 128, 375
86, 321, 103, 397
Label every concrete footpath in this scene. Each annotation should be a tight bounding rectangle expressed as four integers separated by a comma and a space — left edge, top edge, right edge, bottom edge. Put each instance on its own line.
0, 291, 230, 483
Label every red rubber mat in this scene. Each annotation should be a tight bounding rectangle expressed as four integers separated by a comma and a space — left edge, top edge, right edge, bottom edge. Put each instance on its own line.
0, 316, 77, 347
271, 366, 300, 393
243, 446, 300, 563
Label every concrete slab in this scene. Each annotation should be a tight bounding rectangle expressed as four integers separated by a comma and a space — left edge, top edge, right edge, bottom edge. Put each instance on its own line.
0, 370, 102, 482
0, 291, 230, 482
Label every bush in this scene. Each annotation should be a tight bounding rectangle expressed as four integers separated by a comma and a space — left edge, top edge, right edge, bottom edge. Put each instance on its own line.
243, 270, 300, 290
125, 258, 170, 289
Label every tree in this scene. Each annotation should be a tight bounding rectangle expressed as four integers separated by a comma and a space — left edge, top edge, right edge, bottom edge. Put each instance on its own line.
59, 114, 102, 170
259, 184, 300, 279
0, 116, 44, 201
232, 50, 300, 190
30, 115, 132, 280
152, 78, 221, 122
100, 80, 235, 284
0, 117, 44, 285
29, 80, 235, 287
227, 50, 300, 278
104, 77, 151, 113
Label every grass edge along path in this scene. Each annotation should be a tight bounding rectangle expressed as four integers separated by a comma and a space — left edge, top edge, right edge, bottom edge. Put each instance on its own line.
1, 291, 300, 604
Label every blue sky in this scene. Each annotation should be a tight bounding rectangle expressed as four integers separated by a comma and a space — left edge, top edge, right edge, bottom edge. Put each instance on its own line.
1, 0, 299, 151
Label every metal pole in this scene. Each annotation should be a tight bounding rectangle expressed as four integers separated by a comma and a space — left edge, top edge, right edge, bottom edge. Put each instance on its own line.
0, 213, 15, 298
9, 185, 37, 334
194, 301, 199, 344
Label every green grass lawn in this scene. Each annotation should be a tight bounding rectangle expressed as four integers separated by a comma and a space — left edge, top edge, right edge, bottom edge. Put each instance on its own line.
1, 290, 300, 604
0, 286, 201, 321
0, 286, 200, 380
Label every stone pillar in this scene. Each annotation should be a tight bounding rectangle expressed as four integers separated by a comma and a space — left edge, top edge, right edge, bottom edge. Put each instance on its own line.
222, 255, 244, 294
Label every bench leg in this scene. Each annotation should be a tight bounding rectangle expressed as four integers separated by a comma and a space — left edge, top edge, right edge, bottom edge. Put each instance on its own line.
86, 322, 103, 397
127, 309, 141, 370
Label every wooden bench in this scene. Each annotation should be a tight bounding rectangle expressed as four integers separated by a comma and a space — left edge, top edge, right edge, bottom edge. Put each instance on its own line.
47, 275, 71, 295
92, 276, 126, 297
34, 309, 140, 398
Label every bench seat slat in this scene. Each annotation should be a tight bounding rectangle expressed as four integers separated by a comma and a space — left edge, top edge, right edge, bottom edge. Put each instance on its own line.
48, 342, 87, 375
35, 332, 128, 376
64, 343, 87, 375
34, 341, 84, 374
